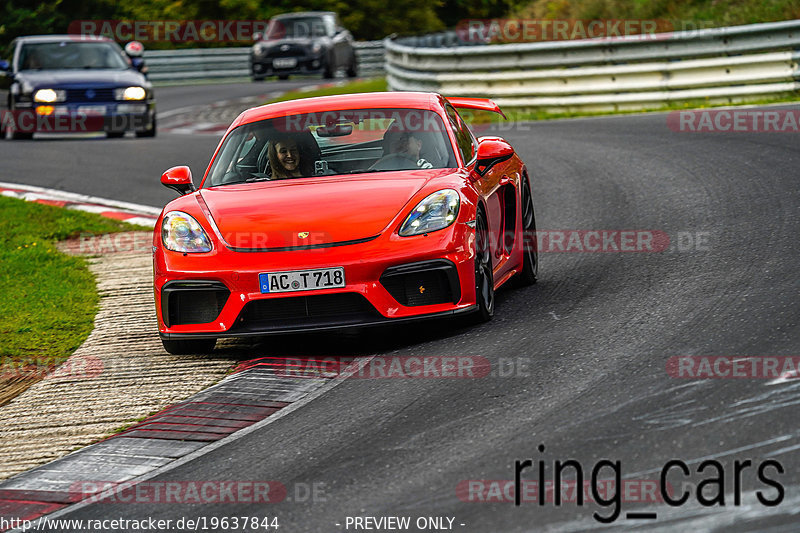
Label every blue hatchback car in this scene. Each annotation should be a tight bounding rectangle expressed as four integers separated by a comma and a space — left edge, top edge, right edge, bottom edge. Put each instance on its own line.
0, 35, 156, 139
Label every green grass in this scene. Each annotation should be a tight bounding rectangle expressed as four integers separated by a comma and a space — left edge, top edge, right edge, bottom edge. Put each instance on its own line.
264, 78, 388, 105
0, 196, 145, 371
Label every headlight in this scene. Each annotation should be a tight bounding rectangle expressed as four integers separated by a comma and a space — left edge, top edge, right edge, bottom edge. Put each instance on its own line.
33, 89, 65, 103
253, 42, 267, 55
161, 211, 212, 253
115, 86, 146, 101
311, 43, 322, 54
399, 189, 460, 236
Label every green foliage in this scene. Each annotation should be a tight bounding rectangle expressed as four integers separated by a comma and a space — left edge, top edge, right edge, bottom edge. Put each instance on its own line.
511, 0, 800, 29
0, 0, 447, 51
1, 0, 797, 52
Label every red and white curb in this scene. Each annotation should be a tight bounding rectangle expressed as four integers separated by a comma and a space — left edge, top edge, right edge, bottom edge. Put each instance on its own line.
0, 182, 159, 228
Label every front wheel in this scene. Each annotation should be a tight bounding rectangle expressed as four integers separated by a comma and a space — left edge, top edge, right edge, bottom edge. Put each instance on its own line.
135, 116, 156, 138
346, 54, 358, 78
471, 209, 495, 323
161, 337, 216, 355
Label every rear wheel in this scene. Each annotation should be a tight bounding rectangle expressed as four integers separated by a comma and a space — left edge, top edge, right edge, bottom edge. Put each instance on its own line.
161, 338, 216, 355
106, 131, 125, 139
514, 177, 538, 286
471, 209, 495, 323
277, 74, 289, 80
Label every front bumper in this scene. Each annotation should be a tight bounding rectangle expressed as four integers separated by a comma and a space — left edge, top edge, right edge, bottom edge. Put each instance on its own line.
250, 55, 325, 77
155, 222, 478, 339
10, 100, 156, 133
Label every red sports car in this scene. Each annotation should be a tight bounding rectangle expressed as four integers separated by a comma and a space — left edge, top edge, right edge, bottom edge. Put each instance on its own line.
153, 92, 537, 354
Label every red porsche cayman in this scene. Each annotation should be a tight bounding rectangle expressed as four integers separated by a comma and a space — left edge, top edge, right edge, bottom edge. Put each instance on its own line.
154, 92, 537, 354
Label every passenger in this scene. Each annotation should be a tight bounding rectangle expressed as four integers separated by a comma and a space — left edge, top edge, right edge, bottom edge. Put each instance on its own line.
268, 136, 313, 178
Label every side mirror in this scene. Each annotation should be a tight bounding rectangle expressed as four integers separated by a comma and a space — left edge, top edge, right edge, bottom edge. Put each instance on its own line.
253, 32, 263, 42
473, 137, 514, 177
161, 166, 195, 195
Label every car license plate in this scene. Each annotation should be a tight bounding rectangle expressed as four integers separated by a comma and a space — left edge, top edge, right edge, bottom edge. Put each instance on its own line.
77, 105, 106, 115
259, 267, 345, 294
273, 57, 297, 69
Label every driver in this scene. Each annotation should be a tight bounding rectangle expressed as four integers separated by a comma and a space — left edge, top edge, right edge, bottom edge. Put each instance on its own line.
371, 131, 433, 171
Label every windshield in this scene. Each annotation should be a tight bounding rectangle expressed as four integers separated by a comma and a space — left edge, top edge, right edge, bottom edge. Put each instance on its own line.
266, 17, 329, 39
18, 41, 129, 70
205, 107, 457, 188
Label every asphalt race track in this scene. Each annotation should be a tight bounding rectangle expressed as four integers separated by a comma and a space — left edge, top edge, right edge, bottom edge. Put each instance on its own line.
1, 83, 798, 531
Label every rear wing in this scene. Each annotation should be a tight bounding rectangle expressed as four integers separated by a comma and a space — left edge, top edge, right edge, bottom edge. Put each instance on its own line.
446, 97, 507, 119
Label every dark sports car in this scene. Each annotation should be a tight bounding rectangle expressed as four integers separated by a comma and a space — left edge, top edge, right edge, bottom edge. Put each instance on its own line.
250, 12, 357, 81
0, 35, 156, 139
153, 92, 538, 354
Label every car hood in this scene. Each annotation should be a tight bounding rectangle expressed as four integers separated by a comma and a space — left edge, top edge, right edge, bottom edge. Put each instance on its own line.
199, 171, 451, 249
17, 69, 146, 88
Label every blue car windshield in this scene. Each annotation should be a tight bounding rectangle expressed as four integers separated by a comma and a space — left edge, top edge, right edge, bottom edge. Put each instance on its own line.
204, 107, 458, 188
18, 42, 129, 70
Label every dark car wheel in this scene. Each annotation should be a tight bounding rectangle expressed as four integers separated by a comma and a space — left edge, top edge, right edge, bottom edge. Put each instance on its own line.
346, 53, 358, 78
135, 116, 156, 138
7, 101, 33, 139
322, 56, 334, 79
514, 177, 539, 286
277, 74, 289, 80
10, 130, 33, 140
161, 338, 216, 355
106, 130, 125, 138
471, 209, 495, 323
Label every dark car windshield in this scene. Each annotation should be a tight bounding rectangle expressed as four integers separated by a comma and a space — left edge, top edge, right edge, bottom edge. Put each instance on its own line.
266, 17, 329, 39
18, 41, 128, 70
205, 107, 457, 188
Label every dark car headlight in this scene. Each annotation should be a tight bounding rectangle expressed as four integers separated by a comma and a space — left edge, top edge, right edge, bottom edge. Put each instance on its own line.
33, 89, 66, 103
115, 87, 146, 101
311, 43, 323, 54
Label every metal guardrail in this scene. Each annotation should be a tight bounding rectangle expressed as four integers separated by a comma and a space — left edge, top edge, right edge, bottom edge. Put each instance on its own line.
144, 41, 385, 81
385, 20, 800, 111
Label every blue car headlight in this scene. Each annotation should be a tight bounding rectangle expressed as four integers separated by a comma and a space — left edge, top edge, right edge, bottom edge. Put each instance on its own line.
161, 211, 212, 253
399, 189, 460, 236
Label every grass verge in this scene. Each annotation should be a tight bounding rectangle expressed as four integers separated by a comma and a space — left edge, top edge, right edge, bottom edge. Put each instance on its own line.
264, 77, 388, 105
0, 195, 146, 403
